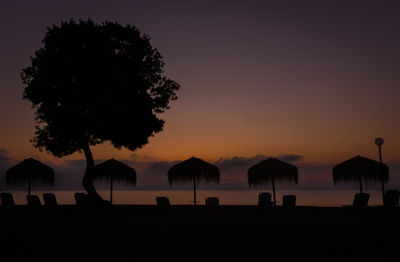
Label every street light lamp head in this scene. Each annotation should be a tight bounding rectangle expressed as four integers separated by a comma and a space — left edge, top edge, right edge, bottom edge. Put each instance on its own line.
375, 137, 384, 146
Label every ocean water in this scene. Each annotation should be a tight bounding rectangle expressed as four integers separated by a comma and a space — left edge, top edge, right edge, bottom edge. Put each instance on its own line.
4, 189, 386, 207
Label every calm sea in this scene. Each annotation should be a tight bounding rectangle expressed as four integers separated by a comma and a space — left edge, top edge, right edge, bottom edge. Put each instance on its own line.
5, 189, 386, 207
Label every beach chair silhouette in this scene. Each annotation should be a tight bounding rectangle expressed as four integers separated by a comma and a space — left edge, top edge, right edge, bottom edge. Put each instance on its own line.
352, 193, 369, 207
43, 193, 58, 206
205, 197, 219, 206
27, 195, 41, 206
74, 192, 90, 206
1, 193, 15, 206
258, 192, 272, 207
384, 190, 399, 208
282, 195, 296, 207
156, 196, 170, 206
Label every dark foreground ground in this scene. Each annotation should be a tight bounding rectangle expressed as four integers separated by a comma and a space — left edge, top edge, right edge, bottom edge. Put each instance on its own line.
0, 205, 399, 261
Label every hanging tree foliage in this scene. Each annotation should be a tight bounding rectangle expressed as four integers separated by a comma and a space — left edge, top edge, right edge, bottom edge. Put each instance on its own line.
21, 19, 180, 203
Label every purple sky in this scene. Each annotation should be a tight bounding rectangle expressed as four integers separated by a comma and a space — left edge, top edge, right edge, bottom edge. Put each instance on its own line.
0, 0, 399, 191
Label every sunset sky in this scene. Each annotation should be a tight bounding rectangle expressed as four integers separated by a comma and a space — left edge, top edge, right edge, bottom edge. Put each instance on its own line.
0, 0, 399, 190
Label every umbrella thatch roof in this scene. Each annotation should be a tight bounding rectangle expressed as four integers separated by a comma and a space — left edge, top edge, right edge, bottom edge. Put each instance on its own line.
248, 158, 298, 187
93, 158, 136, 184
5, 158, 54, 185
168, 157, 220, 184
333, 155, 389, 185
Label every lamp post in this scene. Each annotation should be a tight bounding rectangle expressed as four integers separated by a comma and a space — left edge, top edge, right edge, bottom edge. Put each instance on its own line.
375, 137, 384, 205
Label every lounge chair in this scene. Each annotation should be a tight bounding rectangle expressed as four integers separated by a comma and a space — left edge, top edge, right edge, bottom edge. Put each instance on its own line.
205, 197, 219, 206
156, 196, 170, 206
74, 192, 90, 207
43, 193, 58, 206
27, 195, 41, 206
282, 195, 296, 207
1, 193, 15, 206
384, 190, 399, 208
258, 192, 272, 207
352, 193, 369, 207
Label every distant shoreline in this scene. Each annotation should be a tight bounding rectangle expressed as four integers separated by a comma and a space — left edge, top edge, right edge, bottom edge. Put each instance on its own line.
1, 189, 389, 206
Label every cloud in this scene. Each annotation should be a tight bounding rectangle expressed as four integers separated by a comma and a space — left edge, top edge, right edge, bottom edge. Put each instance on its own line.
214, 154, 303, 171
129, 153, 156, 162
277, 154, 303, 163
0, 149, 16, 189
0, 151, 10, 167
134, 160, 179, 189
215, 155, 267, 170
49, 160, 86, 190
147, 161, 178, 174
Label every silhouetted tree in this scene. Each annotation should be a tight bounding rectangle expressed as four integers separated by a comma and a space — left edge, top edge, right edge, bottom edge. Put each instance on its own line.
22, 19, 179, 204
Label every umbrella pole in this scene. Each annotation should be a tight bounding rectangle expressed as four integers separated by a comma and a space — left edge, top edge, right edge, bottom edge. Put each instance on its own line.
193, 179, 196, 206
378, 145, 385, 205
359, 176, 363, 194
272, 176, 276, 206
28, 176, 31, 197
110, 179, 113, 204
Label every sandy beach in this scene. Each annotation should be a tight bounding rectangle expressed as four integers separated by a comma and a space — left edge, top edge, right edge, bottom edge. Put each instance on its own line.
0, 205, 399, 261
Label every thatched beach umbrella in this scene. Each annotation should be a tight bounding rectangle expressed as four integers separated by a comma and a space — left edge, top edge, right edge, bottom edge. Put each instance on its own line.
5, 158, 54, 196
248, 158, 298, 206
333, 155, 388, 194
168, 157, 220, 206
93, 158, 136, 204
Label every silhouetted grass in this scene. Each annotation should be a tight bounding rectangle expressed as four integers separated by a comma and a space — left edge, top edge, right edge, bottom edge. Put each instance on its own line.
0, 205, 399, 261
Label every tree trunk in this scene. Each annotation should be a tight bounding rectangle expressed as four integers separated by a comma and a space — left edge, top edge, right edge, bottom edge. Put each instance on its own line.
82, 143, 104, 204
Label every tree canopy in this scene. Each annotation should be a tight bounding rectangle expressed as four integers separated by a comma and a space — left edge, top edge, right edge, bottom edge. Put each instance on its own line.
22, 19, 180, 157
